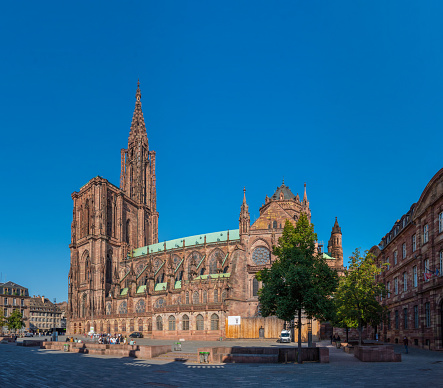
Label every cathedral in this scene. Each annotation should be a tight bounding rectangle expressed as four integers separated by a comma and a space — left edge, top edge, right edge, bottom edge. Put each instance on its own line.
67, 83, 344, 339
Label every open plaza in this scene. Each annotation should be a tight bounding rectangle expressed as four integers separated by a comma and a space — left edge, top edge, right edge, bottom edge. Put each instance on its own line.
1, 337, 443, 387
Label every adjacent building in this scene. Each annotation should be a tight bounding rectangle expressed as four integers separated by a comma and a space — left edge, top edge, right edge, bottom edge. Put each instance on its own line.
371, 167, 443, 350
0, 281, 30, 332
29, 296, 63, 333
67, 83, 344, 339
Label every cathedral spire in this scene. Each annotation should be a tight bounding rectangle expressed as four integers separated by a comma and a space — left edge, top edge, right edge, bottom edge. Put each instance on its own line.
303, 182, 307, 203
129, 80, 147, 140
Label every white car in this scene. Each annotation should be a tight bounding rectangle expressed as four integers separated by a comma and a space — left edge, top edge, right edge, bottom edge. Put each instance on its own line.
280, 330, 291, 343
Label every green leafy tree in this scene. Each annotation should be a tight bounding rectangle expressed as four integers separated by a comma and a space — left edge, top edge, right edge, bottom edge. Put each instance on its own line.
0, 308, 6, 334
7, 309, 25, 333
334, 248, 386, 345
257, 214, 339, 363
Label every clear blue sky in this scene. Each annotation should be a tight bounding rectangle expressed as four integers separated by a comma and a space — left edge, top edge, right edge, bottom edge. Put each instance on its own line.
0, 1, 442, 303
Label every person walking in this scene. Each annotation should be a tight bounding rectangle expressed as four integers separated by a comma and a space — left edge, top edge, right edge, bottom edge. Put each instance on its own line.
403, 336, 409, 354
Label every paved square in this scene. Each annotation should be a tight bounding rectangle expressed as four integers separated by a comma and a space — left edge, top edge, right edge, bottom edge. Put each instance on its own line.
1, 340, 442, 387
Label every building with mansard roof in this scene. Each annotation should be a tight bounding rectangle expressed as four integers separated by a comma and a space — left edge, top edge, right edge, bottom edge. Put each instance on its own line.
67, 83, 344, 339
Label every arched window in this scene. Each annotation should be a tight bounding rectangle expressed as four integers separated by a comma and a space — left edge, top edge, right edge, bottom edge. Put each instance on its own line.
200, 267, 205, 276
138, 319, 143, 332
105, 302, 111, 315
156, 316, 163, 331
168, 315, 176, 331
182, 314, 190, 331
126, 219, 130, 245
99, 321, 103, 333
106, 321, 111, 333
211, 313, 219, 330
185, 292, 189, 304
193, 291, 199, 304
252, 247, 270, 265
203, 290, 207, 304
73, 323, 77, 334
209, 249, 224, 274
156, 272, 165, 284
129, 319, 134, 332
118, 301, 127, 314
187, 252, 201, 280
273, 221, 277, 228
114, 320, 118, 332
196, 314, 204, 331
106, 254, 112, 284
147, 319, 152, 332
85, 258, 90, 281
135, 299, 145, 313
253, 278, 259, 297
214, 289, 218, 303
81, 293, 87, 318
223, 266, 229, 273
121, 320, 126, 332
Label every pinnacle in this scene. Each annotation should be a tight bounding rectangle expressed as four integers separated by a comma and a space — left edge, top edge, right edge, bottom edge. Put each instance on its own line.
129, 81, 147, 139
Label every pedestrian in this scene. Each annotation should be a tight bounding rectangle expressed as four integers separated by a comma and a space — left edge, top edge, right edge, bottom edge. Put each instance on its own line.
403, 336, 408, 354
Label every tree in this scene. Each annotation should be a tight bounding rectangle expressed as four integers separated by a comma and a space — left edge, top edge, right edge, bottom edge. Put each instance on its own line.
257, 214, 339, 363
333, 248, 386, 345
7, 309, 25, 333
0, 308, 6, 334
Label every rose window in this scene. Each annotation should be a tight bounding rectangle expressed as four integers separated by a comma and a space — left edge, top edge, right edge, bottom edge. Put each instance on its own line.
252, 247, 270, 265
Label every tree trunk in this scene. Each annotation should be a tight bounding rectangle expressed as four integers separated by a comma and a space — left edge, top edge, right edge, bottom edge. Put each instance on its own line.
297, 309, 302, 364
346, 326, 349, 343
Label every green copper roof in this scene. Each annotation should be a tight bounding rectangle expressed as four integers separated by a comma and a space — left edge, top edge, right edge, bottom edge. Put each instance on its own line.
194, 273, 231, 280
132, 229, 240, 258
323, 252, 335, 260
120, 288, 128, 296
174, 281, 182, 289
154, 282, 167, 291
136, 285, 147, 294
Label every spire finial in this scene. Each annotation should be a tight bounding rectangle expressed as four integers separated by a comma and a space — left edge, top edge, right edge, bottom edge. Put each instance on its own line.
303, 182, 307, 202
282, 177, 284, 185
136, 80, 141, 101
243, 186, 246, 203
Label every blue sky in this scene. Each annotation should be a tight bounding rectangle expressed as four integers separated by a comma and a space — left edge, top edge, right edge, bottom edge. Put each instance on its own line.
0, 1, 442, 302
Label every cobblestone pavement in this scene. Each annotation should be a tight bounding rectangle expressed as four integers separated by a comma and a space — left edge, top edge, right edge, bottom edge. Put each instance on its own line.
1, 340, 442, 387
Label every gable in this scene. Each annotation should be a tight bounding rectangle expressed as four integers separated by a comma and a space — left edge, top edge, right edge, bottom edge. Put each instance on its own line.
251, 202, 295, 230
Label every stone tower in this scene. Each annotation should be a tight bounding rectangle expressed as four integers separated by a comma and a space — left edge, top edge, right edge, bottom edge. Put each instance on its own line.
327, 217, 343, 264
68, 82, 159, 327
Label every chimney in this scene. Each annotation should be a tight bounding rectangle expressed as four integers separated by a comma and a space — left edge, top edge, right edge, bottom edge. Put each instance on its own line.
41, 296, 45, 303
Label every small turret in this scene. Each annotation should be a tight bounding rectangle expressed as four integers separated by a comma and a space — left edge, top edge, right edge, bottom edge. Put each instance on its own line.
328, 217, 343, 265
239, 187, 250, 235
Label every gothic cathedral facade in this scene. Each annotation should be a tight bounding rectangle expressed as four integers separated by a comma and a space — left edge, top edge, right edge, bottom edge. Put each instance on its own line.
67, 83, 343, 339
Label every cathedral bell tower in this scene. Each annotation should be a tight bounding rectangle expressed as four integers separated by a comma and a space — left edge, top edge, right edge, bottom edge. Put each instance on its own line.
120, 81, 158, 245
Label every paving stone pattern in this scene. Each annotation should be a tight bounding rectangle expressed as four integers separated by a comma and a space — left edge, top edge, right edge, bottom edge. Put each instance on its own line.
1, 340, 442, 387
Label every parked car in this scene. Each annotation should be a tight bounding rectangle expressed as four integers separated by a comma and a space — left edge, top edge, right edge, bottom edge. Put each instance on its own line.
24, 332, 34, 337
129, 332, 143, 338
279, 330, 291, 343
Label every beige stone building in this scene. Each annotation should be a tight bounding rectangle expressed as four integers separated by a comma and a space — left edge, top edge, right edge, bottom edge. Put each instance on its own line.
29, 296, 63, 333
67, 83, 344, 339
0, 281, 30, 332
